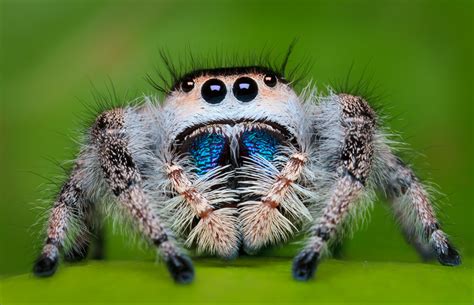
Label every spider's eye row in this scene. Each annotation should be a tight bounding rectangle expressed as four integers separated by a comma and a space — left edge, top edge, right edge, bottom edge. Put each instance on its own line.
263, 74, 277, 87
201, 78, 227, 104
181, 78, 195, 92
233, 77, 258, 103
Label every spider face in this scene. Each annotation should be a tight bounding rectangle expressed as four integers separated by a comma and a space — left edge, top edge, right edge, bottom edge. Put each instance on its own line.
162, 67, 305, 175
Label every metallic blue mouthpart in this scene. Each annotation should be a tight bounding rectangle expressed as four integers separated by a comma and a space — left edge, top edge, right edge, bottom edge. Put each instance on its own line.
241, 129, 280, 161
189, 129, 281, 176
189, 133, 227, 176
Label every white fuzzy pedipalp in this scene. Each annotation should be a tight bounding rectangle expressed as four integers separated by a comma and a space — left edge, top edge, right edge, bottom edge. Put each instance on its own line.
239, 201, 295, 251
160, 163, 238, 235
186, 207, 240, 258
237, 153, 312, 251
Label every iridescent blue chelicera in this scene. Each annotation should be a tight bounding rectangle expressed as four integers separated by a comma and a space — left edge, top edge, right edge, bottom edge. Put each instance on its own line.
241, 129, 280, 161
190, 130, 280, 176
190, 133, 227, 176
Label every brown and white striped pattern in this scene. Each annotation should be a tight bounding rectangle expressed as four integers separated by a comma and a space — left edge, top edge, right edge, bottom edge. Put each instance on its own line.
240, 153, 308, 251
166, 164, 239, 258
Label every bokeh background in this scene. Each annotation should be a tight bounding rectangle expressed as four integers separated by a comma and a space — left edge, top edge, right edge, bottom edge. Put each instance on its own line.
0, 0, 472, 302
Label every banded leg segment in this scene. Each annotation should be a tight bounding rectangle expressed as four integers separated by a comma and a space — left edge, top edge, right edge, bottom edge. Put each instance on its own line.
379, 152, 460, 265
34, 171, 87, 277
239, 152, 310, 252
92, 109, 194, 283
166, 164, 239, 258
63, 203, 104, 262
293, 94, 376, 281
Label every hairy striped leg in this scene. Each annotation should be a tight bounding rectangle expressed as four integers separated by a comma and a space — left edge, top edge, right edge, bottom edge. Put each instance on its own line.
379, 153, 461, 265
166, 164, 239, 258
34, 108, 194, 283
63, 203, 105, 262
62, 203, 92, 262
239, 152, 310, 252
91, 109, 194, 283
33, 168, 89, 277
293, 94, 376, 281
293, 177, 364, 280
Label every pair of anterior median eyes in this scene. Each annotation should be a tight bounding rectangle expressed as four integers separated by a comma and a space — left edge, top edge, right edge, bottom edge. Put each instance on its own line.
179, 73, 278, 104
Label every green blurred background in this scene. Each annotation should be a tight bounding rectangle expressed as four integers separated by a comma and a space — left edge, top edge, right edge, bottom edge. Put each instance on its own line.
0, 0, 472, 287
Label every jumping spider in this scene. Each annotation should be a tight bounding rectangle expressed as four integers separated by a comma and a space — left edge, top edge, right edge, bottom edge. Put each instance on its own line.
33, 59, 461, 283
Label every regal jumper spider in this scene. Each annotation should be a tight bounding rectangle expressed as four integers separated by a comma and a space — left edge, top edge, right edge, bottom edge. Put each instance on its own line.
33, 55, 461, 284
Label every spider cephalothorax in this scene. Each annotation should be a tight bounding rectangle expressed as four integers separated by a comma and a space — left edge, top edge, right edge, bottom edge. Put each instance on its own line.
33, 57, 461, 284
159, 66, 311, 258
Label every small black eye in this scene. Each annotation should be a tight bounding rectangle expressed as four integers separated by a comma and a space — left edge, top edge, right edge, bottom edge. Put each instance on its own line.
181, 78, 195, 92
233, 77, 258, 103
263, 74, 277, 87
201, 79, 227, 104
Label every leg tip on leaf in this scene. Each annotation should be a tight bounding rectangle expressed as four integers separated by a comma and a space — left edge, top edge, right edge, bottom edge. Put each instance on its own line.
166, 254, 195, 284
33, 255, 59, 277
292, 250, 319, 281
436, 243, 461, 267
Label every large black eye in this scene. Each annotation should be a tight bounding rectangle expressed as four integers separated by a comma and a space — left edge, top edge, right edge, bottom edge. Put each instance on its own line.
233, 77, 258, 102
263, 74, 277, 87
181, 78, 195, 92
201, 79, 227, 104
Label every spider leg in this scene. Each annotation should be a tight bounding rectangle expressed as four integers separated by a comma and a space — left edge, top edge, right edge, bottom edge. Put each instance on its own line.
165, 164, 239, 258
293, 94, 376, 281
376, 150, 461, 265
91, 109, 194, 283
63, 203, 104, 262
34, 107, 194, 283
33, 166, 90, 277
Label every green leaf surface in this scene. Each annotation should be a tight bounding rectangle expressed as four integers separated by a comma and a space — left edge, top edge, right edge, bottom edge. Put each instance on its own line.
1, 258, 472, 305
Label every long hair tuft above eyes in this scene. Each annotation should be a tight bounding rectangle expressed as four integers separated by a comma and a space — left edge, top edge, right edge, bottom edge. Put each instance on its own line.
145, 41, 312, 95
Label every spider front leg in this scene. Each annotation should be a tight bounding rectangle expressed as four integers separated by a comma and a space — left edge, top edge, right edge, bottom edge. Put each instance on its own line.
292, 94, 376, 281
377, 150, 461, 266
63, 203, 104, 262
91, 109, 194, 283
34, 108, 194, 283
